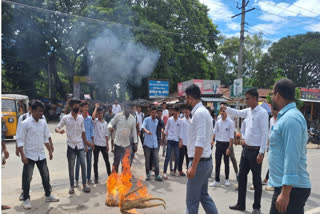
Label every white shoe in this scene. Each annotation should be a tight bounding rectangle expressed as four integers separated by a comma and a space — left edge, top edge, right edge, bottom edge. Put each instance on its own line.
234, 183, 239, 190
209, 181, 221, 187
150, 171, 155, 176
23, 199, 32, 210
225, 180, 230, 186
45, 195, 60, 202
250, 184, 254, 190
170, 171, 176, 176
162, 173, 168, 179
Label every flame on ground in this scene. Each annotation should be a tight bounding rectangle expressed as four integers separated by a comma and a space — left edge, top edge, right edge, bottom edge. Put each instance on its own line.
106, 151, 150, 207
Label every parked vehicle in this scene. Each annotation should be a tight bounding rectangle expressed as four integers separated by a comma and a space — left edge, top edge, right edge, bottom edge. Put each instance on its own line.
1, 94, 29, 138
309, 128, 320, 148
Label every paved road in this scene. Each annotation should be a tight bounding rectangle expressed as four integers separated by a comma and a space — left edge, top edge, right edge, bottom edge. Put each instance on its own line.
2, 123, 320, 214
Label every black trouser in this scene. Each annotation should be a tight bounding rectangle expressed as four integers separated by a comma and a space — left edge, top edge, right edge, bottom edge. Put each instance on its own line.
23, 158, 51, 200
215, 141, 230, 182
113, 144, 131, 173
93, 145, 111, 180
269, 187, 311, 214
265, 170, 269, 181
178, 145, 188, 172
143, 146, 159, 176
237, 148, 262, 210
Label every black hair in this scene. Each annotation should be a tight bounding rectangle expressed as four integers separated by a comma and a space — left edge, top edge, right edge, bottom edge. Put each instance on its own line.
185, 105, 192, 111
80, 101, 89, 107
157, 108, 163, 112
173, 106, 180, 112
221, 102, 228, 106
206, 106, 212, 113
97, 107, 104, 112
185, 84, 201, 100
31, 100, 45, 110
274, 79, 295, 101
150, 106, 157, 111
245, 88, 259, 100
69, 98, 81, 107
168, 106, 173, 110
108, 105, 112, 109
162, 102, 166, 105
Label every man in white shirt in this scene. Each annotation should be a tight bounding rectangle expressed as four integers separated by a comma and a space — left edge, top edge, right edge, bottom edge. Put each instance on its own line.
161, 102, 169, 120
163, 106, 181, 179
16, 102, 54, 201
226, 88, 269, 214
17, 100, 59, 210
112, 99, 122, 115
185, 84, 218, 214
108, 104, 137, 173
178, 105, 192, 177
135, 105, 145, 145
92, 104, 111, 184
55, 98, 94, 194
210, 103, 235, 187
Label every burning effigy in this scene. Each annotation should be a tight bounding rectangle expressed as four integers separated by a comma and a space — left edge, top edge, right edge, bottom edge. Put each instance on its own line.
106, 151, 166, 214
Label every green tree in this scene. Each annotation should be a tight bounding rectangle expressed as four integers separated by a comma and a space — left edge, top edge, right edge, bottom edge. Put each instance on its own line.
255, 32, 320, 88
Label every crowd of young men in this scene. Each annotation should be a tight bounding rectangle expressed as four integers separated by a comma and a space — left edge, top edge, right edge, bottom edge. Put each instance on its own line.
6, 79, 311, 214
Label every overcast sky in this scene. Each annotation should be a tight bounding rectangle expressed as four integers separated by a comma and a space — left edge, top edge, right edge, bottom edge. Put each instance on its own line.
201, 0, 320, 42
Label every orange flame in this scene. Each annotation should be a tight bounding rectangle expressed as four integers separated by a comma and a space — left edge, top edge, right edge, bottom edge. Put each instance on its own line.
106, 150, 150, 207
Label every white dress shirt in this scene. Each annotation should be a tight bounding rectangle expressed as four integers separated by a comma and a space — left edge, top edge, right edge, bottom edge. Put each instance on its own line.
56, 113, 85, 149
213, 117, 235, 142
17, 116, 50, 161
108, 112, 137, 147
187, 102, 213, 158
17, 112, 50, 138
161, 109, 169, 120
179, 117, 192, 146
135, 112, 144, 130
226, 105, 269, 153
165, 116, 181, 142
241, 119, 247, 139
269, 117, 276, 138
93, 119, 108, 147
112, 104, 122, 115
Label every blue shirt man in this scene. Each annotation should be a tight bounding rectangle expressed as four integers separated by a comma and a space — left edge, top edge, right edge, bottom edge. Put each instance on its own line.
142, 116, 158, 149
269, 79, 311, 214
83, 115, 94, 149
141, 107, 162, 181
269, 102, 311, 189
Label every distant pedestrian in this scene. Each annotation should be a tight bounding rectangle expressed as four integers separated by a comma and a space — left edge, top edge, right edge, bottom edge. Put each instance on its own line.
92, 104, 111, 183
104, 105, 115, 152
17, 100, 59, 210
112, 99, 122, 115
163, 106, 181, 179
210, 103, 235, 187
178, 105, 192, 177
136, 105, 145, 145
227, 88, 269, 214
185, 84, 218, 214
55, 98, 93, 194
268, 79, 311, 214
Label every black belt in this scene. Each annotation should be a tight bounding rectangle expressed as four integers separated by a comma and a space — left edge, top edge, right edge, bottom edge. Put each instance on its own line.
244, 145, 260, 150
189, 156, 212, 161
216, 141, 229, 143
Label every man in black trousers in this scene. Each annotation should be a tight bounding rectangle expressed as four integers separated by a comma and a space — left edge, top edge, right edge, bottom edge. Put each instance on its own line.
225, 88, 269, 214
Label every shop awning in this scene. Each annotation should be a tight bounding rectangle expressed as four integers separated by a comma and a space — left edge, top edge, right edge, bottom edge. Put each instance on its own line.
300, 99, 320, 103
201, 97, 227, 102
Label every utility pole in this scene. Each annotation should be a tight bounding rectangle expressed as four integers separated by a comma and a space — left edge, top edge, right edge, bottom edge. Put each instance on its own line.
231, 0, 255, 78
231, 2, 255, 128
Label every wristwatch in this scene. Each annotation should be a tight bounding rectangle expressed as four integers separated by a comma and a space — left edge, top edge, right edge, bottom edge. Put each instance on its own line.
259, 152, 264, 156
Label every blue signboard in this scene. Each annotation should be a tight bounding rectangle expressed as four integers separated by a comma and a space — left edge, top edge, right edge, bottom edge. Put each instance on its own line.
149, 80, 169, 98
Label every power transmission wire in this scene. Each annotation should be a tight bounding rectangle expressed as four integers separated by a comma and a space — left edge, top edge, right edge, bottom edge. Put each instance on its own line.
281, 0, 320, 16
2, 0, 216, 39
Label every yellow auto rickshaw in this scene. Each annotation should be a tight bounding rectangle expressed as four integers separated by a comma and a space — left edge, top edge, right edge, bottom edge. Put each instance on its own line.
1, 94, 29, 138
